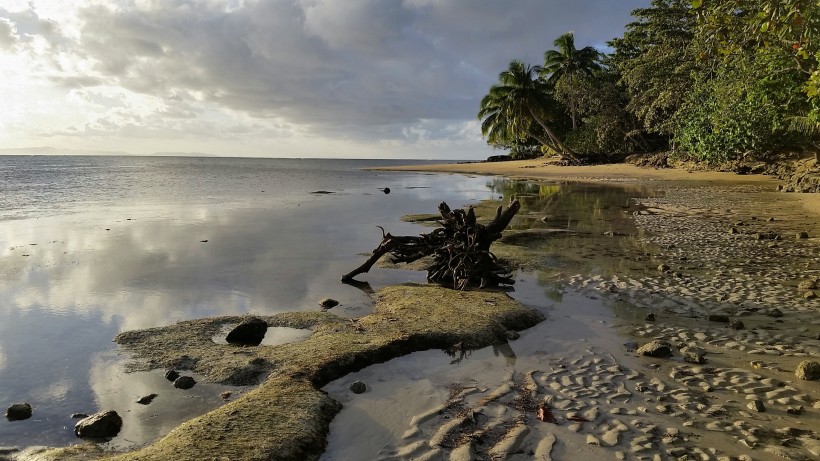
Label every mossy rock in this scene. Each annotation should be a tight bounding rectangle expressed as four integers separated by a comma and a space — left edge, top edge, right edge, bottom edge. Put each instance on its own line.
39, 284, 542, 461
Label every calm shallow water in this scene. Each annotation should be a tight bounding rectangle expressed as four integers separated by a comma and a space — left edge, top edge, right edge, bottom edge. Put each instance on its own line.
0, 156, 657, 452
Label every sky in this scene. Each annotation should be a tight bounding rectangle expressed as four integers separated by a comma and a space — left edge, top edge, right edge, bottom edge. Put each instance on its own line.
0, 0, 649, 159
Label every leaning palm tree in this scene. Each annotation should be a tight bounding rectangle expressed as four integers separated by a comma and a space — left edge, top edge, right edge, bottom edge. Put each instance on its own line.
542, 32, 601, 129
478, 60, 576, 160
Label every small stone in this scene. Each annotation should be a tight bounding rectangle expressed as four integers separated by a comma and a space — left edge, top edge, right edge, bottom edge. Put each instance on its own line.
645, 313, 656, 322
747, 400, 765, 412
4, 403, 32, 421
319, 298, 339, 309
637, 340, 673, 358
795, 360, 820, 380
729, 227, 739, 234
730, 319, 745, 330
226, 316, 268, 346
164, 369, 180, 382
71, 413, 89, 419
766, 308, 784, 318
382, 187, 391, 194
624, 341, 638, 351
349, 381, 366, 394
707, 314, 730, 323
657, 264, 670, 272
786, 406, 803, 415
220, 391, 232, 399
797, 231, 809, 239
505, 330, 520, 340
75, 410, 122, 439
798, 279, 818, 290
805, 291, 817, 299
683, 352, 707, 364
173, 376, 197, 390
136, 393, 158, 405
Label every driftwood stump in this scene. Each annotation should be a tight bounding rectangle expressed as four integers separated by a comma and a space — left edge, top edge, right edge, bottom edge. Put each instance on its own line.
342, 200, 520, 290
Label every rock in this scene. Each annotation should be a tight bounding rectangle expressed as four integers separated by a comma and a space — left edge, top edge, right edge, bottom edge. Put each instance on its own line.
729, 227, 739, 234
319, 298, 339, 309
226, 316, 268, 346
75, 410, 122, 439
505, 330, 520, 340
766, 308, 783, 318
644, 313, 655, 322
382, 187, 391, 194
164, 369, 180, 382
4, 403, 32, 421
797, 279, 818, 290
730, 319, 745, 330
683, 352, 707, 364
173, 376, 196, 390
637, 340, 673, 358
797, 231, 809, 239
795, 361, 820, 380
220, 391, 232, 399
349, 381, 366, 394
747, 400, 765, 412
707, 314, 730, 323
624, 341, 638, 352
805, 291, 817, 299
136, 393, 158, 405
786, 406, 803, 415
657, 264, 670, 272
71, 413, 89, 419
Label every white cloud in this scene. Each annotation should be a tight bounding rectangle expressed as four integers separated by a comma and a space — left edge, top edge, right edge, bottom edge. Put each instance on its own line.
0, 0, 649, 158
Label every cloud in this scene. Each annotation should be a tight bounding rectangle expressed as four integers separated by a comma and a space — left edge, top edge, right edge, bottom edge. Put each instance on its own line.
0, 0, 649, 157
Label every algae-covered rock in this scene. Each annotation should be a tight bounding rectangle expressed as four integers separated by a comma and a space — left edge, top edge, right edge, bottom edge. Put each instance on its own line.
42, 284, 542, 461
637, 340, 673, 358
795, 360, 820, 380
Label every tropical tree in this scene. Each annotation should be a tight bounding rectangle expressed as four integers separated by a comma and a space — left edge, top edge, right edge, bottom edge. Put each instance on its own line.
608, 0, 699, 138
478, 60, 576, 160
542, 32, 602, 129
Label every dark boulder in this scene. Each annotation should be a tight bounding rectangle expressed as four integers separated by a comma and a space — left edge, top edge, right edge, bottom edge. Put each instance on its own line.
226, 317, 268, 346
349, 381, 367, 394
319, 298, 339, 309
173, 376, 196, 390
637, 340, 673, 358
164, 369, 180, 382
75, 410, 122, 439
4, 403, 32, 421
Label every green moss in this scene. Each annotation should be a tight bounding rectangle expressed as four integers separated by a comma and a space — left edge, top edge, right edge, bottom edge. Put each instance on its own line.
42, 284, 542, 461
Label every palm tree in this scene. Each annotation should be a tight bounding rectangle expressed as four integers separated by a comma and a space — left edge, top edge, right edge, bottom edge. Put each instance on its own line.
542, 32, 601, 129
478, 60, 575, 159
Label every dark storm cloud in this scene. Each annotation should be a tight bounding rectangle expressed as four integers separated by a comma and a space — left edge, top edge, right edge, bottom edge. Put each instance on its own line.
39, 0, 648, 139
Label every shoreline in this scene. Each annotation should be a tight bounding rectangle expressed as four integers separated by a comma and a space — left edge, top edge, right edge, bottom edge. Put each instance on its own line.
27, 161, 820, 461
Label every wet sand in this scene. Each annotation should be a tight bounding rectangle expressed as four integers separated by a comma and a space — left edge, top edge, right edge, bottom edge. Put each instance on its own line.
318, 160, 820, 461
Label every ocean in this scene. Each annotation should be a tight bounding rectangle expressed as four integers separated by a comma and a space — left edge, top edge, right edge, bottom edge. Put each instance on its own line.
0, 155, 501, 450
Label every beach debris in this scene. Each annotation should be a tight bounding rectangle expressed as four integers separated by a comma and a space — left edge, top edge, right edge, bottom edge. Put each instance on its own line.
637, 340, 673, 358
319, 298, 339, 309
136, 393, 158, 405
164, 369, 180, 382
199, 239, 208, 243
349, 381, 367, 394
536, 404, 558, 423
226, 317, 268, 346
75, 410, 122, 439
4, 403, 32, 421
795, 361, 820, 380
173, 376, 197, 390
342, 200, 520, 290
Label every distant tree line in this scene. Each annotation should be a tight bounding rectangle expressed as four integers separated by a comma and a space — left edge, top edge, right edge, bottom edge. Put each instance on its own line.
479, 0, 820, 165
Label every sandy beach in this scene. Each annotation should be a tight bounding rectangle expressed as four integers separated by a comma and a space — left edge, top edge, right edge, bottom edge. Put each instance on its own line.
23, 159, 820, 461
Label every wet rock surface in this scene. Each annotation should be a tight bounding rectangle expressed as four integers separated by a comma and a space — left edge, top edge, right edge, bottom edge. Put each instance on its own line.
74, 410, 123, 439
225, 316, 268, 346
4, 403, 32, 421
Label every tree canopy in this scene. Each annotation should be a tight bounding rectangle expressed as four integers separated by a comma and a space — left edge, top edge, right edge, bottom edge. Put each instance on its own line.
478, 0, 820, 164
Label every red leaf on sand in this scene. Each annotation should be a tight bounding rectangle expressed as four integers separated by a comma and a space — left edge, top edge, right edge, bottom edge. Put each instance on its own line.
567, 415, 590, 422
537, 405, 558, 424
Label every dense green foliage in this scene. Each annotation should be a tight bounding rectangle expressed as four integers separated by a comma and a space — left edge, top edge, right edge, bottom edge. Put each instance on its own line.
478, 0, 820, 164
